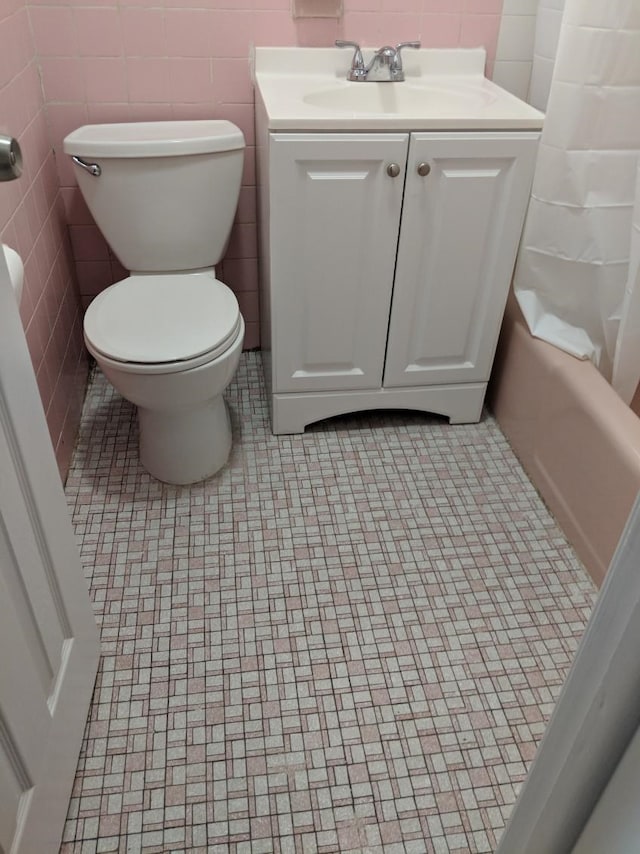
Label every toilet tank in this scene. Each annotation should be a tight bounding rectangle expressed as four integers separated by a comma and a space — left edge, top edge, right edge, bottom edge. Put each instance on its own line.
63, 121, 245, 273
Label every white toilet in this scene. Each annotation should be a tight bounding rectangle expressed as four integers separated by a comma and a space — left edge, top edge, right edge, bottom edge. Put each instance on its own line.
63, 121, 246, 485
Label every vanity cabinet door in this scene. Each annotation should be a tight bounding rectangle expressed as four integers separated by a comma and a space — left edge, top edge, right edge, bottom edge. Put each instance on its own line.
383, 132, 539, 388
270, 133, 408, 393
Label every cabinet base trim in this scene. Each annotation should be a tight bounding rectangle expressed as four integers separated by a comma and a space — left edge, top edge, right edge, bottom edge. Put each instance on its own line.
270, 383, 486, 434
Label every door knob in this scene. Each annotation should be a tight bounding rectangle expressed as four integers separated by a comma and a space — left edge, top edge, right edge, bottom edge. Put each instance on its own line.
417, 162, 431, 177
0, 135, 22, 181
386, 163, 401, 178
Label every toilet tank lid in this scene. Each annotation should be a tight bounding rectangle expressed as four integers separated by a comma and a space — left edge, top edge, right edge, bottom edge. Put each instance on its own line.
63, 120, 245, 158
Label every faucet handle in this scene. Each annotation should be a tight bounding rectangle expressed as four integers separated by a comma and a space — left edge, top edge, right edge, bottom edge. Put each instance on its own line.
393, 41, 421, 80
395, 41, 421, 65
335, 40, 366, 80
396, 41, 421, 52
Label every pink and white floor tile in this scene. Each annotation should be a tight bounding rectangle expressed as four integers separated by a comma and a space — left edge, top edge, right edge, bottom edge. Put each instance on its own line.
61, 353, 595, 854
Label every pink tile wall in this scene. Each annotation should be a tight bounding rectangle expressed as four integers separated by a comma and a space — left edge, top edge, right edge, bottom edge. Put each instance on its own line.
31, 0, 504, 352
0, 0, 87, 481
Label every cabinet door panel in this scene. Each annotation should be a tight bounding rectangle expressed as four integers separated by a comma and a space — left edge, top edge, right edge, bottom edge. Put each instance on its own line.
270, 133, 408, 393
384, 133, 538, 388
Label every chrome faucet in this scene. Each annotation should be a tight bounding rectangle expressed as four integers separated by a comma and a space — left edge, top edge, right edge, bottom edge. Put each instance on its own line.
336, 40, 421, 82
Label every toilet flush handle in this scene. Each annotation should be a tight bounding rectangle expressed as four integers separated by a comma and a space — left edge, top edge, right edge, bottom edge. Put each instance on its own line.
72, 155, 101, 177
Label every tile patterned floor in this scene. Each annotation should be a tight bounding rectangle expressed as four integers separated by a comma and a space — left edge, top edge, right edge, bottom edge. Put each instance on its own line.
61, 353, 596, 854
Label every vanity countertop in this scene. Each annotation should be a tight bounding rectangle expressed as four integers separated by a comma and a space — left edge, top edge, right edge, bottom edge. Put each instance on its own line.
254, 47, 545, 132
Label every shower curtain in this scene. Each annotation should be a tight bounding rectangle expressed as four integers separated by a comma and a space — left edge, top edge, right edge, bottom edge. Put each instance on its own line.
513, 0, 640, 403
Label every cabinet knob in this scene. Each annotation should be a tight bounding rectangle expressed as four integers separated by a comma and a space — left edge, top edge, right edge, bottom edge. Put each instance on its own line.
386, 163, 401, 178
417, 162, 431, 177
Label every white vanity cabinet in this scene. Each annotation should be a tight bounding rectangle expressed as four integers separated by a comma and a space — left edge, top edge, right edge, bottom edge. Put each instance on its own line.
257, 128, 539, 433
268, 133, 409, 394
384, 132, 539, 387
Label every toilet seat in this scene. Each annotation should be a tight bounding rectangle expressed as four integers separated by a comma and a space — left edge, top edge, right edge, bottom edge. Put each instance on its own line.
84, 273, 242, 374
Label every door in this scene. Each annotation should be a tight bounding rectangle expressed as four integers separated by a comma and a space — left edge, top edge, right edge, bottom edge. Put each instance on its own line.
270, 132, 408, 393
384, 132, 539, 387
571, 722, 640, 854
496, 492, 640, 854
0, 249, 100, 853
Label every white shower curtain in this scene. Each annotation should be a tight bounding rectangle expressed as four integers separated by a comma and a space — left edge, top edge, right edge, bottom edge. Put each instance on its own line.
514, 0, 640, 402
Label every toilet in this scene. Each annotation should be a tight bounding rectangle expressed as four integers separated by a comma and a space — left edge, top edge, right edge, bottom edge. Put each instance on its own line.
63, 121, 246, 485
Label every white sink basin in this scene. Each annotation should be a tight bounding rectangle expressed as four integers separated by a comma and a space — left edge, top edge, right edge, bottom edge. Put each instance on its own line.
303, 81, 497, 115
254, 47, 545, 132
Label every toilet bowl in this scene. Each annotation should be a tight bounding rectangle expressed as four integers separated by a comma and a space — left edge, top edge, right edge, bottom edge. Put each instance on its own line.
84, 271, 244, 484
63, 120, 246, 484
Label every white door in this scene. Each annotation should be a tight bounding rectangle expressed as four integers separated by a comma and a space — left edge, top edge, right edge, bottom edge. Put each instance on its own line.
269, 133, 408, 393
571, 722, 640, 854
384, 132, 539, 387
496, 492, 640, 853
0, 249, 100, 853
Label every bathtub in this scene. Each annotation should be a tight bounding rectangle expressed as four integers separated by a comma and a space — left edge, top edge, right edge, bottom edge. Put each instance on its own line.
489, 293, 640, 587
